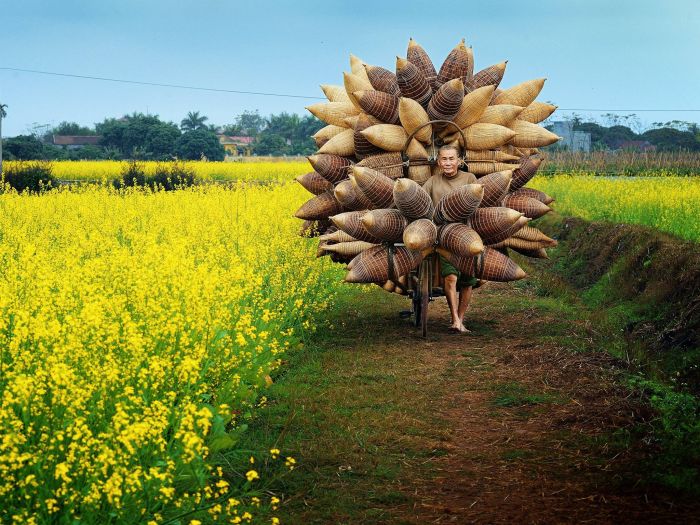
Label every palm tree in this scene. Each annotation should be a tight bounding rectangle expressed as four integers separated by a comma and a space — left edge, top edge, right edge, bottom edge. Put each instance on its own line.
180, 111, 209, 132
0, 103, 7, 176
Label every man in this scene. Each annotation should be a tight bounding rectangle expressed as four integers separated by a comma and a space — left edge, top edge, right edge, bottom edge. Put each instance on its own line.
422, 144, 479, 333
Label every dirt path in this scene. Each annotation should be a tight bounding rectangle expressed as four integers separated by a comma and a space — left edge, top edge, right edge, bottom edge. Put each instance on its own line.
250, 282, 700, 524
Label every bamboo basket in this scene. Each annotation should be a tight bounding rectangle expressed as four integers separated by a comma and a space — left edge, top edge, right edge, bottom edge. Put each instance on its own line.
396, 57, 433, 107
465, 149, 519, 162
361, 124, 409, 152
361, 209, 408, 242
343, 71, 374, 110
509, 120, 561, 148
518, 102, 557, 123
408, 165, 432, 184
427, 78, 465, 122
512, 225, 557, 245
357, 152, 404, 179
466, 162, 519, 176
393, 178, 435, 219
296, 171, 334, 195
477, 170, 513, 207
478, 104, 524, 126
452, 85, 496, 129
306, 101, 360, 128
464, 61, 507, 92
318, 128, 355, 156
351, 166, 396, 209
321, 84, 351, 104
510, 187, 554, 204
434, 184, 484, 223
323, 240, 378, 257
355, 90, 401, 125
491, 236, 555, 251
438, 223, 484, 257
470, 207, 523, 244
350, 54, 372, 81
455, 123, 516, 150
307, 153, 354, 184
502, 194, 551, 219
354, 113, 384, 160
295, 190, 344, 221
510, 156, 543, 191
365, 64, 401, 96
439, 246, 526, 282
494, 78, 546, 107
313, 125, 346, 148
511, 247, 549, 259
407, 38, 438, 91
399, 97, 432, 143
345, 245, 424, 283
319, 229, 358, 243
334, 179, 373, 211
403, 218, 438, 251
330, 211, 383, 243
438, 39, 472, 84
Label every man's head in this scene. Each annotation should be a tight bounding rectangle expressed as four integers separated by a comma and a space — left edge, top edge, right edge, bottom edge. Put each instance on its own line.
437, 144, 460, 178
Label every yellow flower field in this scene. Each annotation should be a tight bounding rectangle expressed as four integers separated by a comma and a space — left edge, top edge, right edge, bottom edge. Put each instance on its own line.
0, 182, 345, 524
4, 160, 310, 183
530, 175, 700, 242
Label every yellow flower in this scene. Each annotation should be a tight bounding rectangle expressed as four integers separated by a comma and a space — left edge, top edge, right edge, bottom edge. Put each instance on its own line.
245, 470, 259, 482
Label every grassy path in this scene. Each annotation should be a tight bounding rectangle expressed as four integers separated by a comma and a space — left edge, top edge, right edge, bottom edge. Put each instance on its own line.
243, 280, 700, 524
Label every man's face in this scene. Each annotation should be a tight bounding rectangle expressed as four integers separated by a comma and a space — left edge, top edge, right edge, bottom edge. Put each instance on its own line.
437, 148, 459, 178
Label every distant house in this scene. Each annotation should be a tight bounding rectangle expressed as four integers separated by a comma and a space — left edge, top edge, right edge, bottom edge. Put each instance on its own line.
618, 140, 656, 152
52, 135, 103, 150
550, 121, 591, 152
217, 135, 254, 156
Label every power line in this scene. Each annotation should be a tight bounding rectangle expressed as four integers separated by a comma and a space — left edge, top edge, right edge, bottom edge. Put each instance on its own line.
2, 66, 700, 112
0, 67, 325, 101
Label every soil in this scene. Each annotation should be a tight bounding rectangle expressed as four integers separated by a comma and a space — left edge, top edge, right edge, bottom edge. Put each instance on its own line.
252, 280, 700, 524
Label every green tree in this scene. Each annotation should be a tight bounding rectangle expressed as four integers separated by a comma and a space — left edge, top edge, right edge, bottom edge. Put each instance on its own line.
642, 128, 700, 152
253, 133, 289, 156
51, 121, 95, 136
224, 110, 266, 137
175, 129, 225, 160
3, 135, 46, 160
180, 111, 209, 132
97, 113, 181, 159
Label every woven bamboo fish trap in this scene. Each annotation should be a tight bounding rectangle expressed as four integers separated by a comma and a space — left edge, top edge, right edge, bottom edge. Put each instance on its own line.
509, 119, 561, 148
510, 187, 554, 205
355, 90, 401, 125
427, 78, 465, 123
467, 162, 519, 176
307, 154, 354, 184
351, 166, 396, 209
438, 247, 526, 282
334, 179, 373, 210
407, 39, 439, 89
502, 194, 552, 219
438, 223, 484, 257
464, 61, 507, 92
434, 184, 484, 223
510, 156, 543, 191
295, 190, 344, 221
470, 207, 523, 244
297, 38, 561, 306
330, 211, 383, 243
361, 209, 409, 243
518, 102, 557, 123
318, 128, 355, 156
477, 170, 512, 207
365, 64, 401, 96
296, 171, 334, 195
396, 57, 433, 107
393, 178, 435, 219
319, 229, 358, 243
403, 218, 438, 251
353, 113, 384, 159
323, 241, 378, 257
478, 104, 524, 127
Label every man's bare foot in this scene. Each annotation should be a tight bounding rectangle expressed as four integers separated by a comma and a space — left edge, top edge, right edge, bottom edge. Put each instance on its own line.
449, 324, 471, 334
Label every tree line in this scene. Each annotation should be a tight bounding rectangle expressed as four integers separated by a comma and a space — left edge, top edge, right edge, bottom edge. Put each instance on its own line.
1, 110, 324, 161
548, 114, 700, 152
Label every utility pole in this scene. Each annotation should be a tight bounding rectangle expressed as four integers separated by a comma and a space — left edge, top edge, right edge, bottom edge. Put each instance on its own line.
0, 103, 7, 177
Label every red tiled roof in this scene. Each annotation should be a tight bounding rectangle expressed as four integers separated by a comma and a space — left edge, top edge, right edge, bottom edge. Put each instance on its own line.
53, 135, 102, 146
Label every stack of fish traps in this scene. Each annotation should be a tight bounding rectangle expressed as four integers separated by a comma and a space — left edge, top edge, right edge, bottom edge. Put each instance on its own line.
295, 39, 560, 294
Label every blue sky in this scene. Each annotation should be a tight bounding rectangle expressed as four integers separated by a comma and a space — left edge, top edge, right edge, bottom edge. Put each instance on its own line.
1, 0, 699, 136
